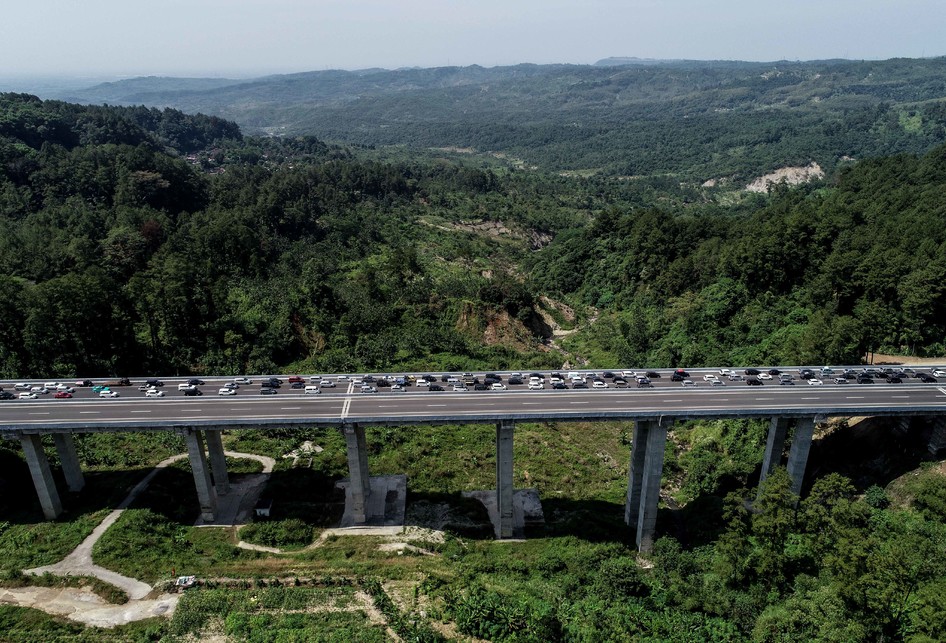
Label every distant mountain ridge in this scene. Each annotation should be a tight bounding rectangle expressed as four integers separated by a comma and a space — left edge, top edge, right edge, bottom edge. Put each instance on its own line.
53, 57, 946, 179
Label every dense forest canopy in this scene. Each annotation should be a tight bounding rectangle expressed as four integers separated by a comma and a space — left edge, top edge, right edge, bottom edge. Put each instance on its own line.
1, 93, 945, 378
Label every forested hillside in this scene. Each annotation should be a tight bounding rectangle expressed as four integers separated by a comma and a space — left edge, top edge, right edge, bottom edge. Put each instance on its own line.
58, 57, 946, 180
1, 93, 946, 379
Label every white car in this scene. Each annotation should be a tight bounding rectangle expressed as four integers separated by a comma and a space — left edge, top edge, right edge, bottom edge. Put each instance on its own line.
710, 379, 726, 386
622, 370, 637, 378
808, 379, 824, 386
391, 384, 405, 392
491, 382, 507, 390
19, 392, 38, 399
528, 382, 544, 390
44, 381, 60, 389
218, 387, 237, 396
30, 386, 49, 394
703, 374, 719, 382
932, 369, 946, 378
55, 384, 75, 392
416, 379, 430, 387
319, 380, 336, 388
360, 385, 377, 393
178, 383, 196, 391
758, 373, 773, 380
549, 376, 564, 385
145, 389, 166, 398
592, 380, 608, 389
682, 379, 696, 387
452, 384, 468, 392
233, 377, 252, 385
337, 375, 349, 381
719, 368, 734, 377
99, 390, 120, 398
13, 383, 31, 391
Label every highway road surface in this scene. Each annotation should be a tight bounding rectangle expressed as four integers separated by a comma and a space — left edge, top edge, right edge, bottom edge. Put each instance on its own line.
3, 379, 946, 432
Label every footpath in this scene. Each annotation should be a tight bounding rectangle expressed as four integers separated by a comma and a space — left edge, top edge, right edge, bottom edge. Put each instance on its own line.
2, 450, 275, 628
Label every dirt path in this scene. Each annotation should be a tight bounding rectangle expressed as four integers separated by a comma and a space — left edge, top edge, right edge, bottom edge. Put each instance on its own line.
15, 449, 273, 628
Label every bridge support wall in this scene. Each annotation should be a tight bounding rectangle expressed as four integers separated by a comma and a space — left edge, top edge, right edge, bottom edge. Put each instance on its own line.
204, 430, 229, 494
20, 434, 63, 520
185, 429, 217, 521
52, 433, 85, 493
786, 417, 816, 497
343, 424, 370, 524
625, 419, 669, 553
496, 419, 515, 539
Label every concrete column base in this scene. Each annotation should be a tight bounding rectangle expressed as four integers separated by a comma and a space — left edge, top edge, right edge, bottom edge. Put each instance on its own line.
463, 488, 545, 539
336, 474, 407, 528
185, 429, 217, 522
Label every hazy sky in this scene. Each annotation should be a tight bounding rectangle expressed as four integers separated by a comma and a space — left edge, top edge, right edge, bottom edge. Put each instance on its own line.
3, 0, 945, 78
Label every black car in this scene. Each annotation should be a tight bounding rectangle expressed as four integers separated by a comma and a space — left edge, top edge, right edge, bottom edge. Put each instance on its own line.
363, 375, 376, 383
552, 382, 568, 389
857, 376, 874, 384
918, 373, 938, 383
602, 371, 615, 379
422, 374, 436, 382
529, 372, 544, 380
674, 369, 689, 377
799, 369, 815, 380
613, 377, 628, 387
745, 368, 761, 376
0, 391, 15, 400
429, 384, 444, 391
146, 378, 164, 387
473, 383, 489, 391
768, 369, 781, 376
885, 376, 903, 383
508, 377, 524, 385
572, 381, 588, 389
637, 379, 653, 388
645, 371, 661, 379
290, 382, 305, 389
747, 378, 764, 386
670, 373, 685, 382
183, 388, 203, 396
187, 378, 205, 386
376, 379, 391, 387
77, 380, 94, 387
259, 387, 277, 395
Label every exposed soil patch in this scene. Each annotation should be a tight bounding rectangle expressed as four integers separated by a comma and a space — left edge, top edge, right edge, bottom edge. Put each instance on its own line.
744, 162, 824, 193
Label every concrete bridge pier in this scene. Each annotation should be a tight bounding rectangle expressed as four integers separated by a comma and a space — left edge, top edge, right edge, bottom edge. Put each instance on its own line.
625, 418, 670, 553
786, 417, 816, 496
204, 430, 230, 494
184, 429, 217, 521
343, 423, 371, 524
52, 433, 85, 493
19, 433, 63, 520
496, 419, 515, 538
758, 417, 790, 491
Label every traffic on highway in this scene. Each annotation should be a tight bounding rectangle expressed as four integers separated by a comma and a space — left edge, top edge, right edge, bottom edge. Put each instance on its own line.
2, 365, 945, 402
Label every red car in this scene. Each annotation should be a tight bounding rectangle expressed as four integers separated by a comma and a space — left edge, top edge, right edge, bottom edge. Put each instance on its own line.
288, 376, 304, 383
54, 391, 73, 399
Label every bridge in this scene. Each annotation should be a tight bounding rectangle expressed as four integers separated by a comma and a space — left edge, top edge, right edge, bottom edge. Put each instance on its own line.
3, 366, 945, 551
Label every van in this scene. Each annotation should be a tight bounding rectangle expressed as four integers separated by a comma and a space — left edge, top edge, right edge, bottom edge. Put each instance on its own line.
304, 385, 321, 395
